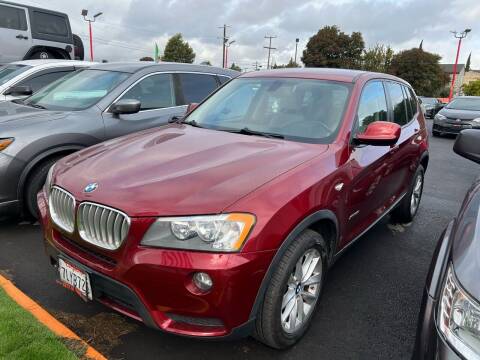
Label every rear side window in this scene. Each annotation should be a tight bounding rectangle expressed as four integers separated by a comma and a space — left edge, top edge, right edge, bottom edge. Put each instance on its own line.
218, 76, 231, 85
32, 11, 68, 36
0, 5, 27, 30
386, 82, 408, 126
17, 71, 71, 92
403, 86, 414, 120
179, 73, 218, 104
356, 81, 388, 134
407, 88, 418, 116
120, 73, 175, 110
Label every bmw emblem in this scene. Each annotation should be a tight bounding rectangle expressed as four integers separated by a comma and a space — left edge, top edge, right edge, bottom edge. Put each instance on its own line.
84, 183, 98, 193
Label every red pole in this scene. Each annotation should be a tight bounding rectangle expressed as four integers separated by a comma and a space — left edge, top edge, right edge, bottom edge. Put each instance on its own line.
88, 21, 93, 61
448, 37, 462, 101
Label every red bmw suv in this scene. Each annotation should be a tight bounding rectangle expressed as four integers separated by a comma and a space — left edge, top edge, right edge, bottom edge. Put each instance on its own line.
39, 68, 428, 349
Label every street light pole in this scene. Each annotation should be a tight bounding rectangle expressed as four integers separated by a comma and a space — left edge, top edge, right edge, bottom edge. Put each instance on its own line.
448, 29, 471, 101
81, 9, 103, 62
294, 38, 299, 65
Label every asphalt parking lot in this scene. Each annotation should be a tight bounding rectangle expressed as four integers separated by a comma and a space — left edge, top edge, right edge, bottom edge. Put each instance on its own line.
0, 120, 478, 360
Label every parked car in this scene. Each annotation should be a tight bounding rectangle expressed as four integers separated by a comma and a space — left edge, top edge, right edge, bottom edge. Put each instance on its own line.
432, 96, 480, 136
38, 68, 429, 349
418, 96, 444, 118
0, 62, 237, 219
0, 59, 94, 102
414, 129, 480, 360
0, 0, 83, 63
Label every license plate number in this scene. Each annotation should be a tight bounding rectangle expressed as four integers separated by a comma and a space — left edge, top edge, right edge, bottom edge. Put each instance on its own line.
58, 258, 92, 301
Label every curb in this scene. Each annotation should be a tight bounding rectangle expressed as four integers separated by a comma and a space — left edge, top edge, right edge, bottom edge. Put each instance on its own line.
0, 274, 107, 360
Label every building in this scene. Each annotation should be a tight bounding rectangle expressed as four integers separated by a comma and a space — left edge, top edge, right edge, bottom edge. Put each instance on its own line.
440, 64, 465, 96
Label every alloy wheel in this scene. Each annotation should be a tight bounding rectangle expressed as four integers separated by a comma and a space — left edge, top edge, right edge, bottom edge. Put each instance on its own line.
281, 248, 322, 334
410, 172, 423, 216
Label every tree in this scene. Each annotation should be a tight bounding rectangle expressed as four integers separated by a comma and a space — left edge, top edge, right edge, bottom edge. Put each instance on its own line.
463, 80, 480, 96
465, 52, 471, 72
272, 58, 300, 69
362, 44, 394, 73
302, 25, 365, 69
388, 48, 449, 96
230, 62, 242, 71
140, 56, 154, 61
161, 33, 195, 63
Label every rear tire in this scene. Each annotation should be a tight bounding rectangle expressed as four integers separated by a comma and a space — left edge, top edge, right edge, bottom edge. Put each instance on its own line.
391, 165, 425, 223
24, 157, 62, 219
254, 229, 327, 349
73, 34, 84, 60
28, 50, 55, 60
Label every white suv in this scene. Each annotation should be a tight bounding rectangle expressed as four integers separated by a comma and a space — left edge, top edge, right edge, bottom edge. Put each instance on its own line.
0, 1, 83, 64
0, 60, 94, 102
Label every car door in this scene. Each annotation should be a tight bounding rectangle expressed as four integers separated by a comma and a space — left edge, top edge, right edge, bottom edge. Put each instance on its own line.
0, 3, 32, 63
385, 82, 422, 198
103, 72, 185, 139
344, 80, 396, 244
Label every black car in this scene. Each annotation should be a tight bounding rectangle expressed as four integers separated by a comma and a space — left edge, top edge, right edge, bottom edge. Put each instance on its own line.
418, 96, 444, 118
414, 129, 480, 359
433, 96, 480, 136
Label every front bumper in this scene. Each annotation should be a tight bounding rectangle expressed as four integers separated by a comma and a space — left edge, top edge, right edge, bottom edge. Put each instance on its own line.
0, 152, 24, 217
433, 120, 480, 135
413, 221, 463, 359
38, 191, 275, 339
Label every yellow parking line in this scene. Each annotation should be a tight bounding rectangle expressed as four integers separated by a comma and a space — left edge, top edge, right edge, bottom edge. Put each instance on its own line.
0, 274, 107, 360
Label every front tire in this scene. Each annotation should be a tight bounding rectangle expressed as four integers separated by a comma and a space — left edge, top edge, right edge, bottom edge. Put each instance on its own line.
391, 165, 425, 223
254, 229, 327, 349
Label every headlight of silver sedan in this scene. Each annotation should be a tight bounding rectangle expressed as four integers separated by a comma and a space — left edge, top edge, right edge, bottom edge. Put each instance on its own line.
438, 265, 480, 359
435, 113, 447, 121
141, 213, 256, 252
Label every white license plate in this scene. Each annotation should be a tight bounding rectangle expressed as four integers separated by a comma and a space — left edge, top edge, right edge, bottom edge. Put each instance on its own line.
58, 258, 92, 301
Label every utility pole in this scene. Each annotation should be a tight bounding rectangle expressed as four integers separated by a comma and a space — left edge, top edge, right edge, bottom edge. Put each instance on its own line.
264, 35, 277, 69
449, 29, 471, 101
218, 24, 231, 68
294, 38, 299, 65
252, 61, 262, 71
81, 9, 103, 61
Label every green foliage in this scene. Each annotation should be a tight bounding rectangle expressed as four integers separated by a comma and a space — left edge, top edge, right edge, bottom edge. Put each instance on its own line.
161, 33, 195, 64
301, 25, 365, 69
388, 48, 449, 96
362, 44, 394, 73
463, 80, 480, 96
465, 53, 471, 72
229, 62, 242, 71
139, 56, 154, 61
0, 288, 78, 359
273, 58, 300, 69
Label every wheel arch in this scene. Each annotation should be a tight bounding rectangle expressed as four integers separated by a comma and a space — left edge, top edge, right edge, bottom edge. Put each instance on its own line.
248, 209, 339, 321
420, 150, 429, 171
23, 46, 70, 60
17, 145, 83, 202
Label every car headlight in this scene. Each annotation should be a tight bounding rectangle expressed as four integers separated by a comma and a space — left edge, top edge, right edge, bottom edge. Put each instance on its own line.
435, 114, 446, 121
0, 138, 14, 152
44, 164, 56, 199
438, 265, 480, 359
141, 213, 256, 252
473, 118, 480, 124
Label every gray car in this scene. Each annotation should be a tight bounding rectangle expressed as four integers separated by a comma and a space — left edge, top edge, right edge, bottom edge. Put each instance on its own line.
432, 96, 480, 136
0, 62, 237, 218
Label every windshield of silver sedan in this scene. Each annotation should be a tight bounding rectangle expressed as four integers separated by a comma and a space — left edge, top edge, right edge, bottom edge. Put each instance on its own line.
186, 77, 352, 143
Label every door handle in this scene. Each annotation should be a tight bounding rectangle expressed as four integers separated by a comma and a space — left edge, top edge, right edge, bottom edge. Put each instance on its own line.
16, 34, 28, 40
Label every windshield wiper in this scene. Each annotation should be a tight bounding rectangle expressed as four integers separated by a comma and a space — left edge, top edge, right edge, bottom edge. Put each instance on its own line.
229, 127, 284, 139
182, 119, 204, 128
24, 103, 47, 110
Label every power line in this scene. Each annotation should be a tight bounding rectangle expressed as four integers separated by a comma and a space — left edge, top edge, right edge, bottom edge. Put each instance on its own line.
264, 35, 277, 69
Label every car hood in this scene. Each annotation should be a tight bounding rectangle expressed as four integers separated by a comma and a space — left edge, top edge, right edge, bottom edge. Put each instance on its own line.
439, 107, 480, 120
55, 125, 327, 217
451, 178, 480, 300
0, 101, 69, 127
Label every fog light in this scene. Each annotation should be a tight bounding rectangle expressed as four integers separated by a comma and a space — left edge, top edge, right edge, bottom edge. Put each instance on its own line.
193, 272, 213, 291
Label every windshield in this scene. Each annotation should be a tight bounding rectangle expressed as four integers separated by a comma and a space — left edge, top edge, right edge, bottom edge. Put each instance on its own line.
0, 65, 31, 86
446, 98, 480, 111
186, 78, 352, 143
24, 69, 129, 111
420, 97, 436, 105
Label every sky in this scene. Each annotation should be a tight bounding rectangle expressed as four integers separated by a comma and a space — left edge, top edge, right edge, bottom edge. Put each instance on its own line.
19, 0, 480, 71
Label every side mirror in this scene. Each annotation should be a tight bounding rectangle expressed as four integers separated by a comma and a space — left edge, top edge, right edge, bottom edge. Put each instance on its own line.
354, 121, 401, 146
454, 130, 480, 164
4, 85, 33, 96
186, 102, 199, 115
110, 99, 141, 115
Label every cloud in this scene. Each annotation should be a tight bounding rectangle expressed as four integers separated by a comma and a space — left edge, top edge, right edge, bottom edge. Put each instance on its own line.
19, 0, 480, 70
